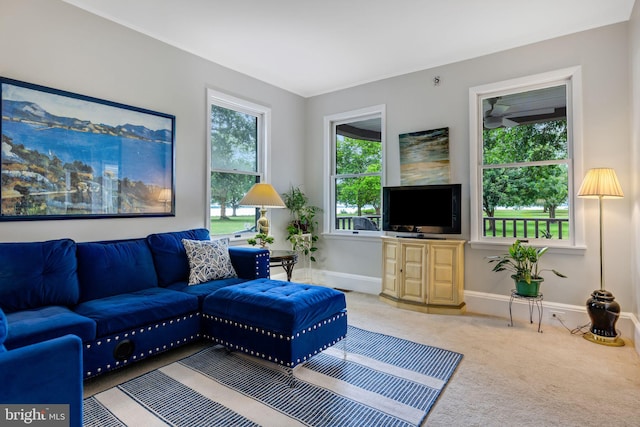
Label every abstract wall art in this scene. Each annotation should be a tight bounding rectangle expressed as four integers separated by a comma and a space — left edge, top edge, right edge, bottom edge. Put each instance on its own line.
399, 127, 450, 185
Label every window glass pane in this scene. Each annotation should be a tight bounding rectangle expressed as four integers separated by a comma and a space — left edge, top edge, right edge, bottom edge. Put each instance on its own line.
330, 111, 383, 234
482, 85, 567, 165
335, 176, 382, 231
210, 105, 257, 172
483, 120, 567, 165
336, 136, 381, 175
479, 83, 570, 242
210, 172, 258, 236
482, 164, 569, 240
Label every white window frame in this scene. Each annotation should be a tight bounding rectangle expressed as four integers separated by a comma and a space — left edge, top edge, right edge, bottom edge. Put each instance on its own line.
206, 88, 271, 239
323, 105, 386, 237
468, 67, 585, 250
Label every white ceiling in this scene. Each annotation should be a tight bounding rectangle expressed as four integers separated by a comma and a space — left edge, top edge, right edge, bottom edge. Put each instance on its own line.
62, 0, 636, 97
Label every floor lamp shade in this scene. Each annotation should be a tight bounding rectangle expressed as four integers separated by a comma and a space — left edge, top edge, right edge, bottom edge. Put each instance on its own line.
577, 168, 624, 199
239, 183, 285, 235
577, 168, 624, 346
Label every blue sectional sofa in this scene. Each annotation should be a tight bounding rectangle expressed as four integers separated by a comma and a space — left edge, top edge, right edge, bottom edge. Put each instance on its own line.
0, 228, 269, 378
0, 227, 348, 426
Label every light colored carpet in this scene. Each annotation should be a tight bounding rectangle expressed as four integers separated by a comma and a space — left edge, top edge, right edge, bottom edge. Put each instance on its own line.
84, 291, 640, 426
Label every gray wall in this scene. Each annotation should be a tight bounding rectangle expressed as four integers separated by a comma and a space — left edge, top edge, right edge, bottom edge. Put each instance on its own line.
0, 0, 305, 244
306, 23, 634, 308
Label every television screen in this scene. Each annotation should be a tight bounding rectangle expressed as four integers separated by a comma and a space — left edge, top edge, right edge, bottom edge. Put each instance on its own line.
382, 184, 461, 234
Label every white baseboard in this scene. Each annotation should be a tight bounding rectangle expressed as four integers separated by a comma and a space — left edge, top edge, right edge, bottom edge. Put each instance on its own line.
288, 268, 380, 294
292, 268, 638, 352
464, 290, 637, 343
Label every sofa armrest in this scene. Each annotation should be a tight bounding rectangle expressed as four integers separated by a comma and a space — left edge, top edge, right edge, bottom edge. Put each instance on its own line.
229, 247, 270, 279
0, 334, 83, 427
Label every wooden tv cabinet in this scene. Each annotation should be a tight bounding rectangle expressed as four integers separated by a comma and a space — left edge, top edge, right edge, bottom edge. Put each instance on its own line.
379, 236, 466, 314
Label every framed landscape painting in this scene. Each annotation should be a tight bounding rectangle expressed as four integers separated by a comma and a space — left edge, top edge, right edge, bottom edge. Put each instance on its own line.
399, 127, 450, 185
0, 77, 175, 220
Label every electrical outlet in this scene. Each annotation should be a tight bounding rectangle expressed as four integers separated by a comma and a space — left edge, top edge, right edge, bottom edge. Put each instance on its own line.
550, 310, 565, 321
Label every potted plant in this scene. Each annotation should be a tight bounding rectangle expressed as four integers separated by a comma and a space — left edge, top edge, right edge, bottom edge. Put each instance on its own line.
247, 233, 274, 249
487, 240, 566, 296
281, 186, 320, 261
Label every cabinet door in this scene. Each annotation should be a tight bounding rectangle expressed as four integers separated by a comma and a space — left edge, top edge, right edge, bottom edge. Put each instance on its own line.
398, 242, 427, 303
381, 240, 399, 298
428, 243, 462, 306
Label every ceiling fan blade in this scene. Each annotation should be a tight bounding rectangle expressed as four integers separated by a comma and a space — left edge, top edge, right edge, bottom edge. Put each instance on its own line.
483, 116, 503, 129
491, 104, 510, 115
502, 118, 519, 128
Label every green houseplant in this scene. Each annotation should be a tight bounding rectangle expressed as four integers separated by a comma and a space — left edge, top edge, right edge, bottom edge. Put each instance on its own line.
487, 240, 566, 296
281, 186, 320, 261
247, 233, 274, 249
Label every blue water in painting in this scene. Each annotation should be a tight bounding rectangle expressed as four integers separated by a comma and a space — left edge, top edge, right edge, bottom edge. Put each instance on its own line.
2, 120, 171, 187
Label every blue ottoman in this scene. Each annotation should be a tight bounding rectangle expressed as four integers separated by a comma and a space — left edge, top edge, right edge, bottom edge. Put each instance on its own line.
201, 278, 347, 368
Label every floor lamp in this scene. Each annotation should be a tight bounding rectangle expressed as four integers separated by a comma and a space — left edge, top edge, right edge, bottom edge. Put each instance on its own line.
577, 168, 625, 346
239, 183, 285, 237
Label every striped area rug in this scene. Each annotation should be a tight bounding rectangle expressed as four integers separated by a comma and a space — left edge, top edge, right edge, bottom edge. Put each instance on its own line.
83, 326, 462, 427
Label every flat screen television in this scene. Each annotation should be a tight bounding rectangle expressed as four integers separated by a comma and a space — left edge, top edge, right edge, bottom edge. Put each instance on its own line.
382, 184, 461, 234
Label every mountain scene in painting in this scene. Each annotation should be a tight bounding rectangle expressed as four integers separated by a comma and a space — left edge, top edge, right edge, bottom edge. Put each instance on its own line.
1, 96, 173, 217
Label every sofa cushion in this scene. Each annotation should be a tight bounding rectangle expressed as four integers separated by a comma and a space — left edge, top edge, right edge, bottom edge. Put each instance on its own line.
164, 276, 246, 305
182, 238, 237, 285
147, 228, 211, 286
4, 306, 96, 350
0, 239, 79, 313
77, 239, 158, 303
73, 288, 199, 337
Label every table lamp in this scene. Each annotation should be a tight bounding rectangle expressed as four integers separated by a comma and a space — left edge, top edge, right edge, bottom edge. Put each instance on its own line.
157, 188, 172, 211
239, 183, 285, 236
577, 167, 625, 346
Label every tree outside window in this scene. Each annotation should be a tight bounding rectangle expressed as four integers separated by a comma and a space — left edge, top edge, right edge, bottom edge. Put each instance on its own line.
336, 136, 382, 218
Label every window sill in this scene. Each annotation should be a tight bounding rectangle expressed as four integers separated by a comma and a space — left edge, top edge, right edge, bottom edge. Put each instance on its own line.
322, 231, 383, 242
469, 240, 586, 255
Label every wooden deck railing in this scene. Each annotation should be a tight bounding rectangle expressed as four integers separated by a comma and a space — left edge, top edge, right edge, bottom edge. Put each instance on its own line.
483, 217, 569, 239
334, 215, 568, 239
335, 215, 381, 231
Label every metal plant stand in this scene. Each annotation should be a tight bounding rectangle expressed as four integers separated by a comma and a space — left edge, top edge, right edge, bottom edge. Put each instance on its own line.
509, 290, 543, 333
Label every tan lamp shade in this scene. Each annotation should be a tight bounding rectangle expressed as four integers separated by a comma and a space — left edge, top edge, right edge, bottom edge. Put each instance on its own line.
577, 168, 624, 199
239, 183, 285, 236
239, 183, 286, 208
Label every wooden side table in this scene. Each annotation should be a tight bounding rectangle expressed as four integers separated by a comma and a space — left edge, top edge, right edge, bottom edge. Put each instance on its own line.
269, 250, 298, 281
509, 290, 543, 333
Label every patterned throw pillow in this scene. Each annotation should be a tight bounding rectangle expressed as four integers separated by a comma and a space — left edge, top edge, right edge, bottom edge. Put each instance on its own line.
182, 238, 237, 285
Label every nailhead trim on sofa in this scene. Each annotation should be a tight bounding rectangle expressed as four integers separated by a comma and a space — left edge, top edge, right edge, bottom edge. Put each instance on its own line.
84, 313, 201, 377
202, 311, 347, 367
